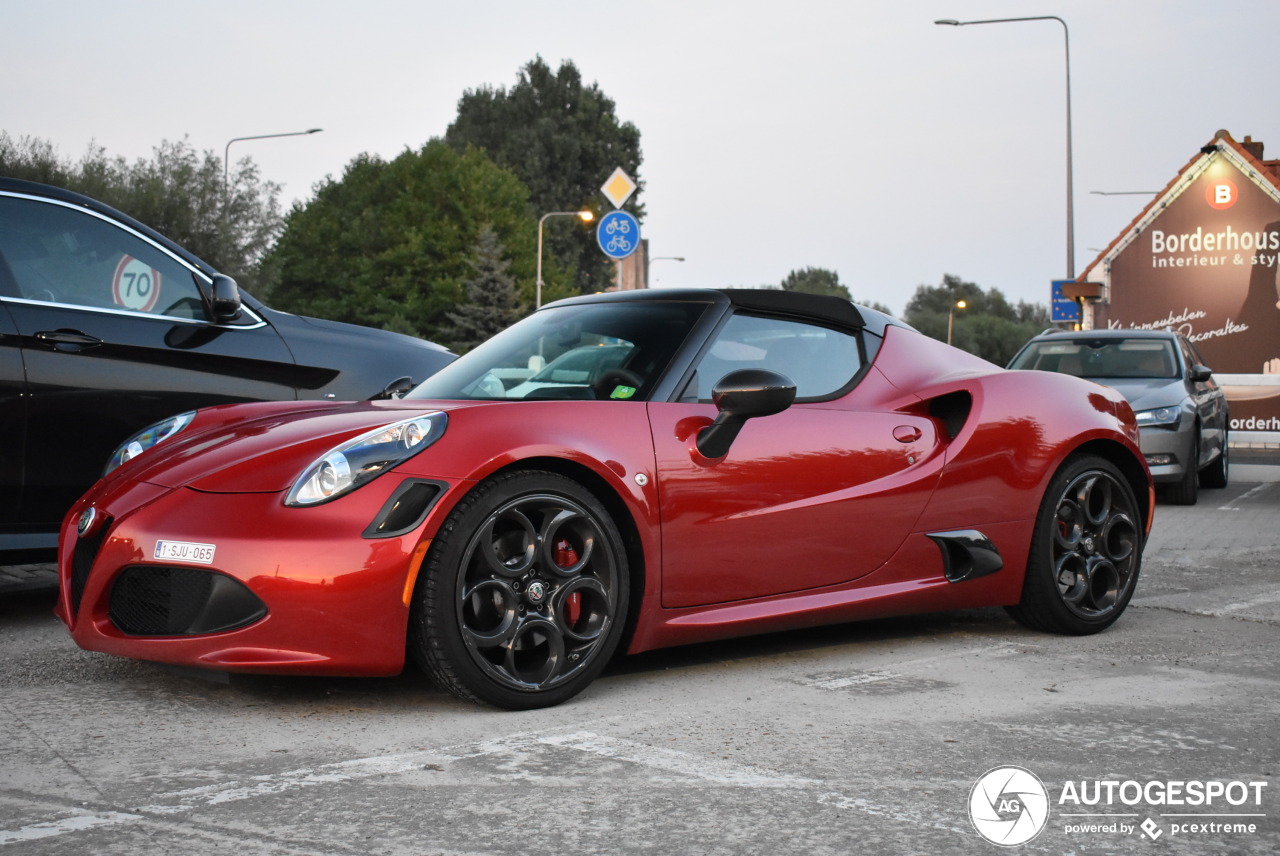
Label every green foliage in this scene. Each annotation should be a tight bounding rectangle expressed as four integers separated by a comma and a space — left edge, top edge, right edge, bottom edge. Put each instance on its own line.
858, 298, 897, 316
770, 266, 895, 314
0, 132, 281, 292
0, 133, 71, 185
445, 57, 643, 295
903, 273, 1051, 365
445, 227, 522, 352
778, 266, 852, 299
264, 141, 551, 343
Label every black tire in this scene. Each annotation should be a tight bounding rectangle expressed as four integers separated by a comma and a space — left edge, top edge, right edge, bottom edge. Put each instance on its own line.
1163, 431, 1199, 506
1199, 427, 1229, 489
1006, 455, 1142, 635
410, 470, 629, 709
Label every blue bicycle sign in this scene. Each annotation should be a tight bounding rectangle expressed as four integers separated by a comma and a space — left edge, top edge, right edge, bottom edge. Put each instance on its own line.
596, 210, 640, 260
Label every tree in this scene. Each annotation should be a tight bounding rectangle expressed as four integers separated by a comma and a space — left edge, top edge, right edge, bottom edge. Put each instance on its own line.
0, 133, 71, 186
264, 140, 555, 344
779, 266, 852, 299
445, 57, 643, 294
445, 226, 522, 352
767, 266, 894, 314
903, 273, 1051, 365
0, 132, 282, 292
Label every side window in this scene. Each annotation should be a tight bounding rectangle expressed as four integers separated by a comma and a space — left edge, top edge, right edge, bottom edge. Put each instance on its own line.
694, 313, 862, 401
0, 196, 208, 320
1182, 338, 1209, 373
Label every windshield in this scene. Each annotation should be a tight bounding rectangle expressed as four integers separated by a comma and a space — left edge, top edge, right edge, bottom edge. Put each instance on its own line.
1010, 338, 1179, 379
407, 300, 708, 401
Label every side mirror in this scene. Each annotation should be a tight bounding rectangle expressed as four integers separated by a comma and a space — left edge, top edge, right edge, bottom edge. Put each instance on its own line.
696, 368, 796, 459
207, 274, 242, 323
1189, 364, 1213, 383
377, 376, 416, 400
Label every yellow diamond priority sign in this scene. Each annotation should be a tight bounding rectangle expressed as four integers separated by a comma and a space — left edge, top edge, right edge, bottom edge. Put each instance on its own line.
600, 167, 637, 209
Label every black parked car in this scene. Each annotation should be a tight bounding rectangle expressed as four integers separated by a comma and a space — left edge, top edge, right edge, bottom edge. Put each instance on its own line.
0, 178, 455, 561
1007, 327, 1228, 505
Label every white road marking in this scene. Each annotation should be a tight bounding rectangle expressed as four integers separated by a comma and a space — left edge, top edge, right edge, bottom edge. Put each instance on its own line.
0, 811, 143, 846
536, 730, 818, 789
1207, 589, 1280, 616
1, 723, 969, 844
1217, 483, 1273, 511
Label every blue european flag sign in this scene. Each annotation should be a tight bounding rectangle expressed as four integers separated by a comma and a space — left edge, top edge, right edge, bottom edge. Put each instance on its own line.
597, 210, 640, 260
1051, 280, 1080, 323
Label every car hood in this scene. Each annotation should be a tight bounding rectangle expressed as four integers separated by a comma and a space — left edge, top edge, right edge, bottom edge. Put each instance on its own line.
1082, 376, 1186, 412
112, 400, 477, 494
258, 307, 456, 399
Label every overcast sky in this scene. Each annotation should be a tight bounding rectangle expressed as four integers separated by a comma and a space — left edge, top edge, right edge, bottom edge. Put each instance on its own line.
6, 0, 1278, 314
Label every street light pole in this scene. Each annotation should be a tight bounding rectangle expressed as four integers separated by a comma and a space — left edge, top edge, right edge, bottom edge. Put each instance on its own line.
536, 210, 594, 308
935, 16, 1074, 278
646, 256, 685, 288
947, 299, 967, 345
223, 128, 323, 189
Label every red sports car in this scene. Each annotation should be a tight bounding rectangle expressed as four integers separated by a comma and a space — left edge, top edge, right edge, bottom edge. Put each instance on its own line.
56, 289, 1153, 709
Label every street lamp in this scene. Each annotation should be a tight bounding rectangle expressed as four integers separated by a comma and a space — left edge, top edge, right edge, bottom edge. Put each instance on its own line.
947, 299, 967, 345
647, 256, 685, 288
223, 128, 323, 188
536, 210, 594, 308
935, 16, 1075, 278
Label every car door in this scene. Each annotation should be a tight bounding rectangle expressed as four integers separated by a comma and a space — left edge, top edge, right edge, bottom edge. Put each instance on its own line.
0, 192, 299, 529
648, 311, 941, 609
0, 299, 26, 528
1181, 336, 1228, 466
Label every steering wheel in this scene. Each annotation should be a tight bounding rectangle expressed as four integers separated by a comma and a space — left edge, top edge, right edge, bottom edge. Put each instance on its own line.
593, 368, 644, 400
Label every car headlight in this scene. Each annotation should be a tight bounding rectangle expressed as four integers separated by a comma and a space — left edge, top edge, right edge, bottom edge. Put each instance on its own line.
1134, 406, 1182, 429
286, 412, 447, 506
104, 411, 197, 475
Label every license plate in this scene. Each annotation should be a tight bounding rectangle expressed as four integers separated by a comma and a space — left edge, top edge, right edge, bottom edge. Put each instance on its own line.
153, 540, 217, 565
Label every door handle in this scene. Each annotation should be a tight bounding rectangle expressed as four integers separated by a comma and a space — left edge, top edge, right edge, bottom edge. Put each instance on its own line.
35, 329, 105, 352
893, 425, 923, 443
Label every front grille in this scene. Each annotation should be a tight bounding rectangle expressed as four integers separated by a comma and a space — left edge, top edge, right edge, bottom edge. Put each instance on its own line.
70, 515, 112, 617
108, 565, 267, 636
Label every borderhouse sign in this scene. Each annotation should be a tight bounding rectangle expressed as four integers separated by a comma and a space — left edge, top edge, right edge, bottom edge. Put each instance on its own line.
1095, 143, 1280, 433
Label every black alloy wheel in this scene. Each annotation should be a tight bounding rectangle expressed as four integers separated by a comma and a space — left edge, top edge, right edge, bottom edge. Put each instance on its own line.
411, 470, 629, 709
1007, 455, 1143, 635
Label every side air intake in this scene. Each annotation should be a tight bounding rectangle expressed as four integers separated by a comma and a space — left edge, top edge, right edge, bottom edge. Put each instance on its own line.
926, 530, 1003, 583
928, 390, 973, 440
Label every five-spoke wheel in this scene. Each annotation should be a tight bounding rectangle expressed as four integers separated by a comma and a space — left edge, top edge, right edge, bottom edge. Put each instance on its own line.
411, 470, 628, 709
1008, 455, 1142, 634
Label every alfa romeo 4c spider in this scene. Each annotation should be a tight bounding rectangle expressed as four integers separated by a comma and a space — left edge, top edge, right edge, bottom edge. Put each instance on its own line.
57, 289, 1153, 709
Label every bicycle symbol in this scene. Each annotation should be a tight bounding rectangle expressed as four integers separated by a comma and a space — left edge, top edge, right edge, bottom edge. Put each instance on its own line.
597, 210, 639, 259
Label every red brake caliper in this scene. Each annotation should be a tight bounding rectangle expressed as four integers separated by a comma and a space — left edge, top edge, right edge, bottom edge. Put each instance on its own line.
554, 538, 582, 628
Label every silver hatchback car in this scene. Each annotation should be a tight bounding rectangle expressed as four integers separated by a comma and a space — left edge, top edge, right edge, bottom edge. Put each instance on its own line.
1008, 328, 1229, 505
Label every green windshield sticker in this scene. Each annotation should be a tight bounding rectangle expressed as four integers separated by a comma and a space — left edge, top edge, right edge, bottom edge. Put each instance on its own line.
609, 385, 637, 400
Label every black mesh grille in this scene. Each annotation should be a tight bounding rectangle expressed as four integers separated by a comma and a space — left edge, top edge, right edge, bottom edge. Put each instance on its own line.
70, 515, 112, 617
108, 565, 266, 636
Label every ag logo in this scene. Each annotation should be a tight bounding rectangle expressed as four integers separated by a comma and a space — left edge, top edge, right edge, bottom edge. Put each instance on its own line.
968, 766, 1050, 846
1206, 179, 1237, 210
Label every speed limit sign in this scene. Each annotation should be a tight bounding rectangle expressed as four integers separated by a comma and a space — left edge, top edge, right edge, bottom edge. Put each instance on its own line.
112, 255, 162, 312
